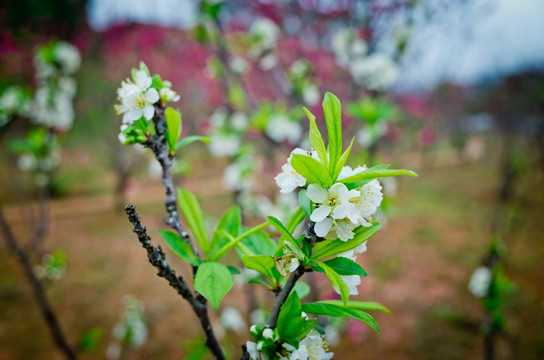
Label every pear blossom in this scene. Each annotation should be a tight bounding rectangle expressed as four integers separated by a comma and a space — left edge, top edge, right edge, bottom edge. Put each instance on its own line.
275, 247, 300, 276
115, 70, 160, 124
265, 114, 302, 143
307, 183, 361, 239
352, 179, 383, 227
220, 307, 246, 334
275, 148, 317, 193
338, 241, 368, 261
54, 42, 81, 74
468, 266, 492, 298
349, 54, 399, 91
282, 329, 334, 360
159, 87, 180, 103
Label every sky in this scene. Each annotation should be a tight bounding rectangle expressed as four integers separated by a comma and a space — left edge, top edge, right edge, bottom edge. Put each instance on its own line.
87, 0, 544, 91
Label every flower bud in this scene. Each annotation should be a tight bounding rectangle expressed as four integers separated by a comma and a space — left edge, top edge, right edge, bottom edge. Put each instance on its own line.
256, 340, 265, 351
250, 324, 262, 339
262, 328, 274, 340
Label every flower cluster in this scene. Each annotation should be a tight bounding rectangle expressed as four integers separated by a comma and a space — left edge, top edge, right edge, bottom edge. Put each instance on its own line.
247, 327, 333, 360
248, 18, 280, 70
31, 41, 81, 131
0, 86, 31, 126
107, 295, 148, 359
287, 59, 320, 107
330, 28, 399, 91
275, 149, 383, 241
116, 62, 180, 145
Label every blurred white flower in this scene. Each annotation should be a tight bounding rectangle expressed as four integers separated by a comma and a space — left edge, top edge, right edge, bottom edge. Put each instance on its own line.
18, 154, 38, 171
54, 42, 81, 74
259, 53, 279, 71
230, 111, 248, 131
250, 18, 280, 51
229, 56, 248, 74
159, 87, 180, 103
220, 307, 246, 334
302, 84, 320, 106
468, 266, 492, 298
208, 133, 240, 157
265, 115, 302, 144
335, 275, 361, 296
210, 107, 228, 128
349, 54, 399, 91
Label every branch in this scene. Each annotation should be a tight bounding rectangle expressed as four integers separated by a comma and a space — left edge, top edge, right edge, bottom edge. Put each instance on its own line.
0, 205, 76, 360
124, 204, 225, 360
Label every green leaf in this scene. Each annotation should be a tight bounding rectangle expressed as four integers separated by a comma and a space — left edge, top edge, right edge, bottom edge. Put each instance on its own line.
165, 107, 182, 152
241, 254, 276, 280
139, 61, 150, 75
333, 137, 354, 181
227, 265, 240, 275
315, 260, 349, 305
311, 257, 366, 277
277, 292, 317, 342
298, 191, 312, 219
268, 216, 296, 243
322, 92, 342, 176
318, 300, 391, 314
177, 187, 210, 255
240, 230, 276, 257
176, 135, 210, 150
301, 302, 380, 333
311, 222, 381, 260
304, 107, 328, 167
290, 154, 332, 187
340, 167, 418, 185
194, 262, 233, 310
158, 230, 201, 266
248, 278, 270, 287
209, 206, 241, 259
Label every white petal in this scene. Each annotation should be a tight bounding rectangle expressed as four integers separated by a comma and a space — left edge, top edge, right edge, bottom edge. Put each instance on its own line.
335, 221, 354, 241
143, 105, 155, 120
306, 183, 327, 203
145, 88, 159, 103
329, 183, 350, 202
126, 108, 142, 122
310, 205, 331, 222
314, 218, 333, 237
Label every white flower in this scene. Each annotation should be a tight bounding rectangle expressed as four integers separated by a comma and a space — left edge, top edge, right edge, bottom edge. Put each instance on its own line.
220, 307, 246, 334
229, 56, 248, 73
274, 148, 315, 193
338, 241, 368, 261
334, 275, 361, 296
159, 87, 180, 102
302, 84, 320, 106
337, 165, 366, 181
352, 179, 383, 227
223, 157, 254, 191
209, 107, 228, 128
265, 115, 302, 143
116, 70, 159, 124
250, 18, 280, 50
307, 183, 361, 239
468, 266, 492, 298
230, 111, 248, 131
208, 133, 240, 157
349, 54, 399, 91
18, 154, 38, 171
259, 53, 279, 71
286, 329, 334, 360
54, 42, 81, 74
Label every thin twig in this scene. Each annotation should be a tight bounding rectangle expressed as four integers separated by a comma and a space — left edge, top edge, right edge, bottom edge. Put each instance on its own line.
124, 204, 225, 360
0, 205, 76, 360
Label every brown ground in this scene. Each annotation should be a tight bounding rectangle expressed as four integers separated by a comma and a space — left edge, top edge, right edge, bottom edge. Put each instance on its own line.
0, 147, 543, 360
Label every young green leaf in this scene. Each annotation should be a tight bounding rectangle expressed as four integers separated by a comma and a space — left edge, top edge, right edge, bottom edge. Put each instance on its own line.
292, 281, 311, 299
268, 216, 296, 243
315, 260, 349, 305
311, 222, 381, 260
318, 300, 391, 314
332, 137, 354, 181
290, 154, 332, 188
209, 206, 241, 259
240, 229, 276, 257
241, 254, 276, 280
304, 107, 328, 167
139, 61, 150, 75
311, 257, 367, 277
248, 278, 271, 288
158, 229, 201, 266
286, 205, 306, 235
340, 168, 418, 185
165, 107, 182, 153
277, 292, 317, 343
194, 262, 233, 310
177, 187, 210, 255
301, 302, 380, 333
322, 92, 343, 176
176, 135, 210, 150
